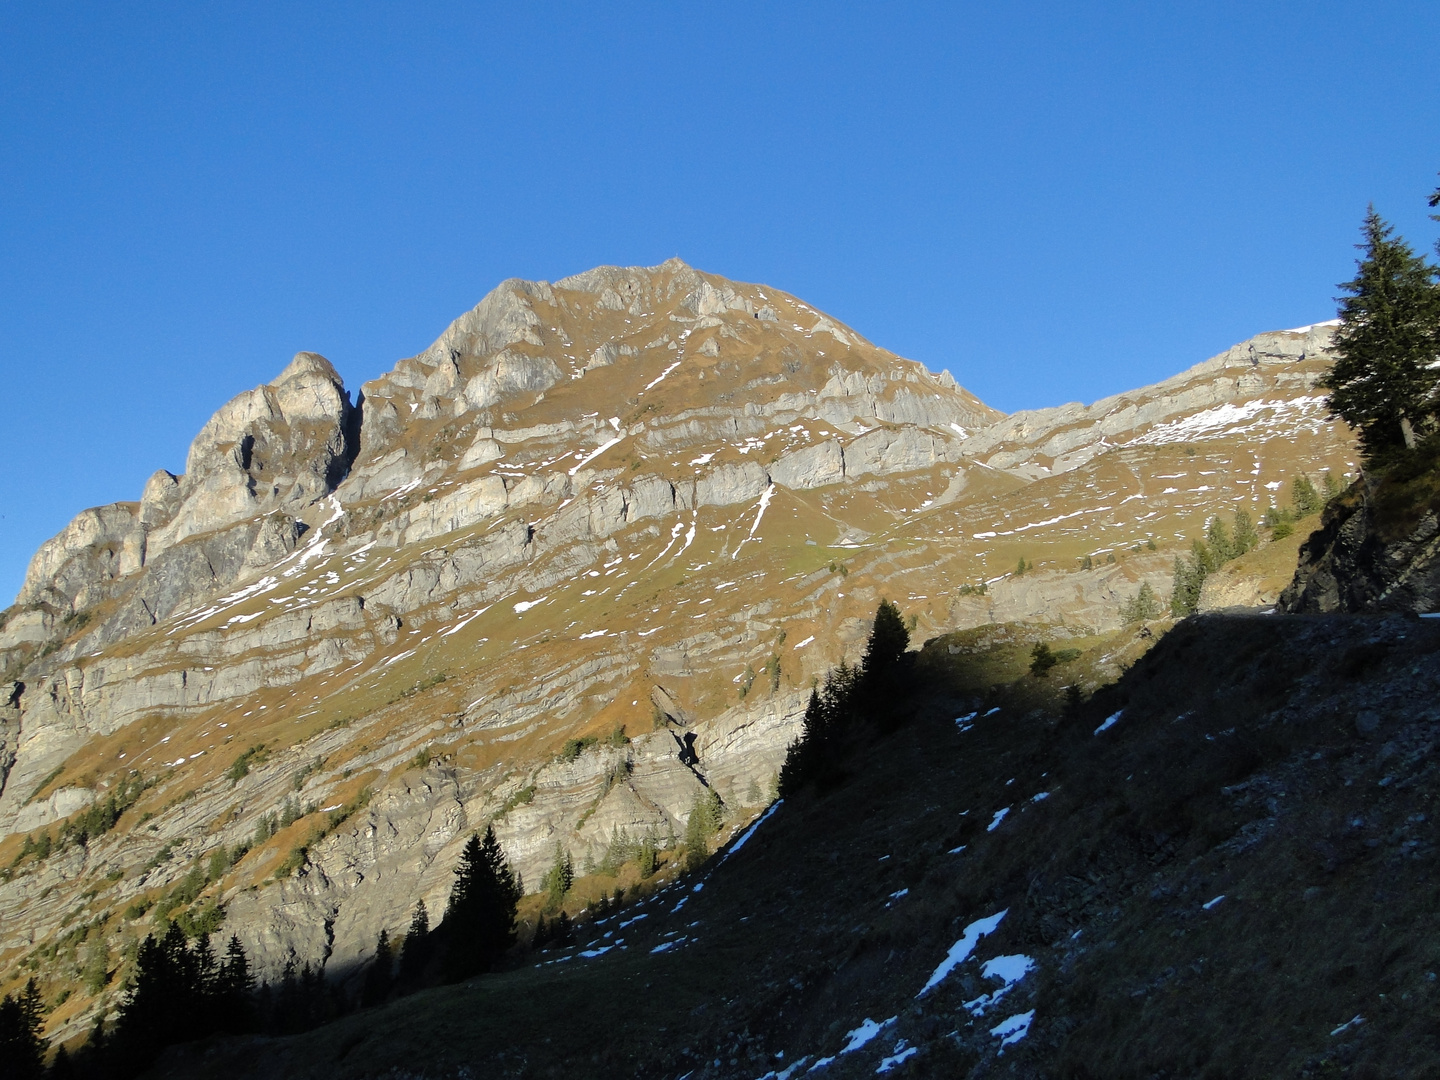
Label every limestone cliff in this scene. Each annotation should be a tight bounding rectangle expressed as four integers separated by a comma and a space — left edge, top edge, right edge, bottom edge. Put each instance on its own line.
0, 261, 1357, 1047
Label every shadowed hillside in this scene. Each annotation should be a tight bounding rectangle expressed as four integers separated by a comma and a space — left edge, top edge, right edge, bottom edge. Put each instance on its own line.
141, 608, 1440, 1079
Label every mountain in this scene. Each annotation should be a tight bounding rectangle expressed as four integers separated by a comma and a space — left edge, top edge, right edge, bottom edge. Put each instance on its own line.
0, 260, 1356, 1050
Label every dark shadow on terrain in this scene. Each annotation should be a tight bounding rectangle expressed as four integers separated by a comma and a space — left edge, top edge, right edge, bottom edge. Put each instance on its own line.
143, 611, 1440, 1080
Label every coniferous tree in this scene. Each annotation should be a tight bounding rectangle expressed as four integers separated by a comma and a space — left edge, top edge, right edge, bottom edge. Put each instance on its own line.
397, 899, 431, 988
683, 788, 724, 870
540, 841, 573, 911
360, 929, 393, 1007
1321, 207, 1440, 456
859, 600, 912, 730
1205, 516, 1236, 563
1291, 475, 1322, 518
0, 978, 46, 1080
1029, 642, 1058, 677
1171, 555, 1204, 617
861, 600, 909, 680
778, 688, 827, 796
440, 827, 519, 982
215, 934, 255, 1032
1232, 508, 1259, 554
1120, 582, 1162, 625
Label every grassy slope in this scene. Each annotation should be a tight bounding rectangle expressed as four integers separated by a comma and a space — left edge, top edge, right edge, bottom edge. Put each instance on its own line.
150, 611, 1440, 1080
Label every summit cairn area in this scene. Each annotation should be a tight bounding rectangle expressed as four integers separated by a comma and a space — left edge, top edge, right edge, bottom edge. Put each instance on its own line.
0, 260, 1354, 1048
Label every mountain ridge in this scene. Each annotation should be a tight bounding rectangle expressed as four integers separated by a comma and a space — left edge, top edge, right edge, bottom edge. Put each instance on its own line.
0, 260, 1357, 1050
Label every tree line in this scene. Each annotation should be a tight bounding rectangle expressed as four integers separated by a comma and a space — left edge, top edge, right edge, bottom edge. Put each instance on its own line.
0, 824, 522, 1078
779, 599, 913, 794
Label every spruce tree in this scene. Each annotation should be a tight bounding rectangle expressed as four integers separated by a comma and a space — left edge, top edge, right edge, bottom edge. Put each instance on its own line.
1321, 207, 1440, 456
1290, 474, 1322, 518
1120, 582, 1161, 624
861, 599, 909, 679
441, 827, 519, 982
397, 899, 431, 987
541, 841, 573, 910
1029, 642, 1057, 677
1232, 508, 1259, 554
0, 978, 46, 1080
360, 929, 393, 1007
683, 788, 722, 870
216, 934, 255, 1032
1171, 555, 1204, 617
1205, 516, 1236, 563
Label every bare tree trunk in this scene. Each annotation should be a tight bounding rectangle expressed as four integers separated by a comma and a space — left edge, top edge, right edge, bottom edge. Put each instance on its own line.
1401, 415, 1417, 449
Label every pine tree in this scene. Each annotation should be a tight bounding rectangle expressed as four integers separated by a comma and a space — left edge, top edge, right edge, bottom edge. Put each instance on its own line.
541, 841, 573, 911
683, 788, 723, 870
1232, 508, 1259, 555
1291, 474, 1323, 518
440, 827, 519, 982
0, 978, 46, 1080
397, 899, 431, 988
1321, 207, 1440, 456
1205, 516, 1235, 563
1120, 582, 1161, 624
360, 929, 393, 1007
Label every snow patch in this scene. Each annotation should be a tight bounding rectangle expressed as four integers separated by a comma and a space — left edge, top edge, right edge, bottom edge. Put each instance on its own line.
917, 910, 1008, 997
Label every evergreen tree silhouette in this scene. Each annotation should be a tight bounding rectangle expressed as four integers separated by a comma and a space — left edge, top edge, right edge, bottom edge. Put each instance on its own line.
441, 827, 519, 982
0, 977, 46, 1080
361, 929, 394, 1007
397, 899, 432, 989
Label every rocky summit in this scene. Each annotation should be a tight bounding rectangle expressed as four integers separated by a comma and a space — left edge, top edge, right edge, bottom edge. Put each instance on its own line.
0, 260, 1356, 1050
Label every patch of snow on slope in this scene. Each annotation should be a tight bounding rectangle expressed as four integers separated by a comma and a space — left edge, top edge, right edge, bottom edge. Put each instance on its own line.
963, 955, 1036, 1015
643, 359, 684, 391
732, 484, 776, 559
721, 800, 783, 862
568, 435, 625, 476
1128, 396, 1329, 446
990, 1010, 1035, 1050
917, 910, 1008, 996
1094, 710, 1123, 735
876, 1044, 918, 1072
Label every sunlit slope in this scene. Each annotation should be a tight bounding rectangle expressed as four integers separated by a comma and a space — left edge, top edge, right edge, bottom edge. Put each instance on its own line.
0, 262, 1354, 1046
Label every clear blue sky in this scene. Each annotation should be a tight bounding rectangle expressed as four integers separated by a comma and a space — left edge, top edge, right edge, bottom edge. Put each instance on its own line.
2, 1, 1438, 601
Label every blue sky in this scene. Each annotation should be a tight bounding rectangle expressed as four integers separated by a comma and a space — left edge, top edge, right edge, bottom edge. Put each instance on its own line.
2, 1, 1438, 600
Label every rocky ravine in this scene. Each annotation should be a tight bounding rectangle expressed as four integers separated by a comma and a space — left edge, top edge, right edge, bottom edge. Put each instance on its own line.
0, 261, 1356, 1043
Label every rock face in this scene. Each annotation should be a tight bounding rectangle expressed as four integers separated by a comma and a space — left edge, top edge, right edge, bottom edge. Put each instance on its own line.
0, 262, 1358, 1040
13, 353, 356, 646
1279, 481, 1440, 614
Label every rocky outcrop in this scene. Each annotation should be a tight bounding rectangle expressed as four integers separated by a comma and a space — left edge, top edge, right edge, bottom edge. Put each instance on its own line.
1279, 482, 1440, 614
14, 354, 357, 639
